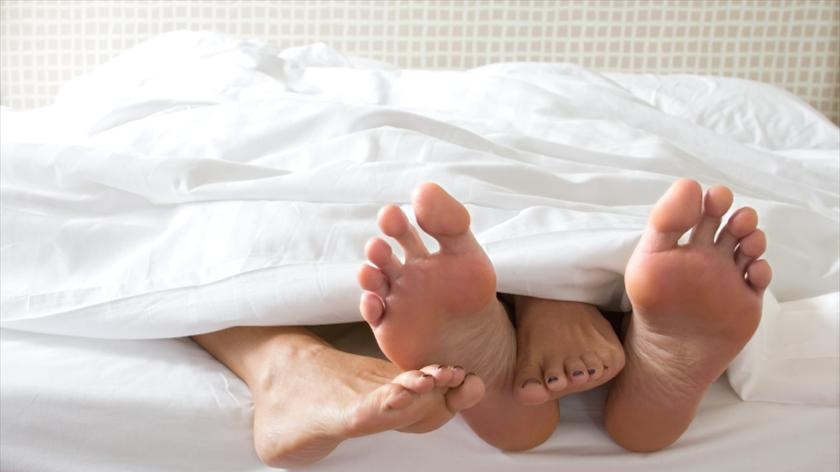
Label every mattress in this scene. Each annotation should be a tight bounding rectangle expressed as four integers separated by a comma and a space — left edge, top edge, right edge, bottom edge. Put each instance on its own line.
1, 325, 838, 472
1, 31, 839, 471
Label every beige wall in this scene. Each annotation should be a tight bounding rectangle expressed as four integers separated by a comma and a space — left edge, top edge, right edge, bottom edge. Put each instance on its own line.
1, 0, 838, 122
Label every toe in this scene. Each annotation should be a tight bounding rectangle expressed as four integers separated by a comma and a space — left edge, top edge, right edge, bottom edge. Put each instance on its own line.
357, 263, 388, 298
581, 352, 605, 381
379, 383, 415, 411
421, 365, 454, 388
514, 361, 550, 405
565, 358, 590, 384
689, 185, 733, 246
544, 370, 569, 393
360, 292, 385, 327
446, 366, 466, 388
735, 229, 767, 271
411, 182, 476, 255
392, 370, 436, 395
638, 179, 703, 252
364, 237, 402, 279
377, 204, 430, 260
746, 259, 773, 293
717, 207, 758, 254
445, 373, 485, 412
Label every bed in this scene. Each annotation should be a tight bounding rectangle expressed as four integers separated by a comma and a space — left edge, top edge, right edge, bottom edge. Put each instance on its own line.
1, 3, 839, 472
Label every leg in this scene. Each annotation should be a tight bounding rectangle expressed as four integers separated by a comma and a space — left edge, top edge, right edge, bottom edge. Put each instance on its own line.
358, 183, 559, 451
512, 297, 625, 406
193, 325, 483, 467
604, 179, 771, 452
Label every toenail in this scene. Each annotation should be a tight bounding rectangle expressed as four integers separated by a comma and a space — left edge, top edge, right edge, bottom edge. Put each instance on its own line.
546, 376, 560, 384
572, 370, 584, 377
438, 365, 449, 370
587, 368, 596, 375
521, 379, 542, 388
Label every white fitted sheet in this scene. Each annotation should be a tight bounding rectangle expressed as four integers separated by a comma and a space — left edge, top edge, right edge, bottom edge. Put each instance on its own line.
1, 326, 838, 472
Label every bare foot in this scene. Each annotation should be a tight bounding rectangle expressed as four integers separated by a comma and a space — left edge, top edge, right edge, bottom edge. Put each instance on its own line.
512, 297, 625, 405
252, 340, 483, 467
357, 183, 559, 450
604, 179, 772, 452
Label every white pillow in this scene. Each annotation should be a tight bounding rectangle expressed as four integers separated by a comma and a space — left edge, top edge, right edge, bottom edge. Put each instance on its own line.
606, 73, 839, 150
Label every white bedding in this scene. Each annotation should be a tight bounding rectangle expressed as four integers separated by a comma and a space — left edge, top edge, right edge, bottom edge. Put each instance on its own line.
2, 326, 838, 472
1, 31, 839, 470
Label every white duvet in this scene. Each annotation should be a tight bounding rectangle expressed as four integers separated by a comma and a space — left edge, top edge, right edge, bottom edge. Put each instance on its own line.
1, 32, 838, 405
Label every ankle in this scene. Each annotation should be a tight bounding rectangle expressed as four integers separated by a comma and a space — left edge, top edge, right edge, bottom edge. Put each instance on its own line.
248, 333, 330, 396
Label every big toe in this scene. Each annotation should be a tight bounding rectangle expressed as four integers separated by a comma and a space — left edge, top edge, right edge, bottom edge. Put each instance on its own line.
445, 373, 485, 412
639, 179, 703, 252
514, 359, 550, 406
411, 182, 476, 254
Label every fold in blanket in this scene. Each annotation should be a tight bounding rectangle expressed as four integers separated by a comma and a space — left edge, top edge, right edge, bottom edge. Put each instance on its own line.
1, 32, 838, 404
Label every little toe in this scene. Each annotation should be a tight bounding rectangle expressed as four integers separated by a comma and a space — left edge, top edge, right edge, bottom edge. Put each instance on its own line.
638, 179, 703, 253
689, 185, 733, 246
514, 361, 549, 405
360, 292, 385, 327
445, 373, 485, 412
377, 204, 430, 260
746, 259, 773, 293
735, 229, 766, 271
392, 370, 436, 395
364, 237, 402, 279
717, 207, 758, 254
581, 352, 605, 381
357, 263, 388, 298
565, 358, 590, 384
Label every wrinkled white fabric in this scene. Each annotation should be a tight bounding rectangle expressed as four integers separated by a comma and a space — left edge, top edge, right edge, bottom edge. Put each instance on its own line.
1, 32, 838, 405
3, 327, 838, 472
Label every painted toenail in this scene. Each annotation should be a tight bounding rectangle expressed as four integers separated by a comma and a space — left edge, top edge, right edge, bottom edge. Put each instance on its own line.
587, 368, 596, 375
521, 379, 542, 388
572, 370, 584, 377
546, 376, 560, 384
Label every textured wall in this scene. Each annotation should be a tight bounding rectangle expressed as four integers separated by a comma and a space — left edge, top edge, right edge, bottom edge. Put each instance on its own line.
1, 0, 838, 122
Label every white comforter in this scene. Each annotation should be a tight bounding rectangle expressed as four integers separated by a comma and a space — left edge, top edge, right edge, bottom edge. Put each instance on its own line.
2, 32, 838, 405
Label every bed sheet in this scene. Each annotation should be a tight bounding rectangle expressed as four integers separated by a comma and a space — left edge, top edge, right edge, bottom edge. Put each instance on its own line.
1, 326, 837, 472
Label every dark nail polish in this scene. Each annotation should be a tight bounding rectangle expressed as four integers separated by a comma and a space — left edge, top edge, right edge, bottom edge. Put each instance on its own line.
546, 376, 559, 384
587, 368, 596, 375
572, 370, 584, 377
521, 378, 542, 388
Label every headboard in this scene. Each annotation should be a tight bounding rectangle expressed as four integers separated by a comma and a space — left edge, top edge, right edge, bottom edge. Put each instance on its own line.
2, 0, 838, 123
